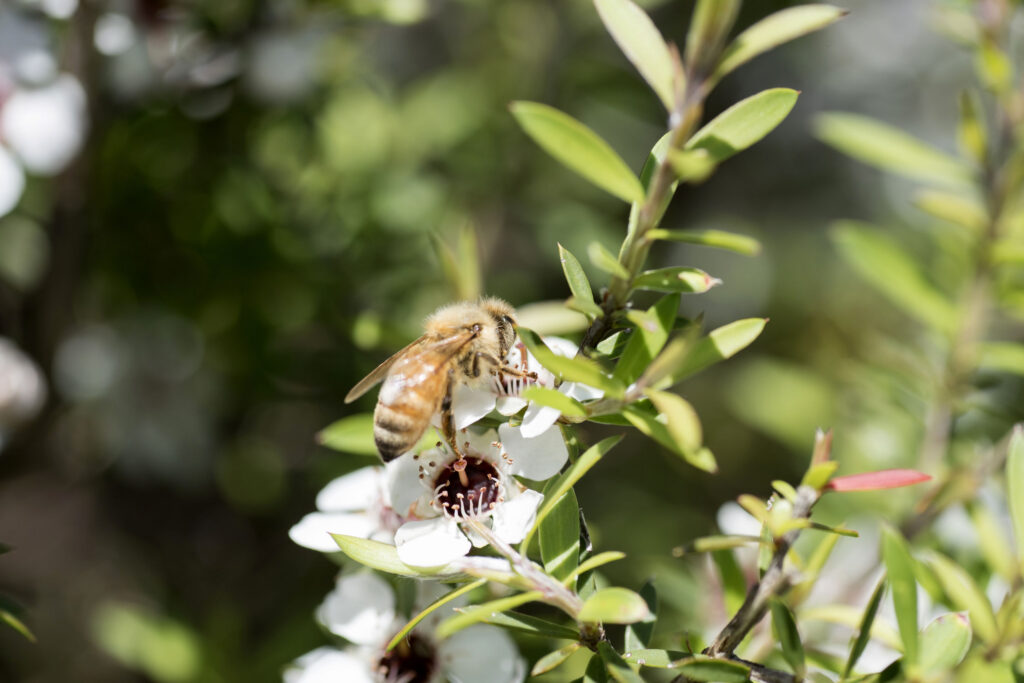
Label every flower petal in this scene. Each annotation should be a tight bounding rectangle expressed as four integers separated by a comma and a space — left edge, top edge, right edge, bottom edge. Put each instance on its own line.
563, 380, 604, 402
315, 466, 384, 512
317, 572, 395, 646
395, 517, 471, 567
441, 625, 526, 683
452, 384, 496, 430
289, 512, 381, 552
386, 451, 433, 515
541, 336, 579, 358
284, 647, 375, 683
495, 396, 528, 416
519, 402, 560, 439
499, 423, 568, 480
491, 489, 543, 545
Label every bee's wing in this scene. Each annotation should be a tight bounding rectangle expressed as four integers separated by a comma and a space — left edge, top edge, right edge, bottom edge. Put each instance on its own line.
344, 336, 427, 403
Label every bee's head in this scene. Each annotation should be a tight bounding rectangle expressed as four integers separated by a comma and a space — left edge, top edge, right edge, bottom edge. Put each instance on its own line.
480, 297, 517, 358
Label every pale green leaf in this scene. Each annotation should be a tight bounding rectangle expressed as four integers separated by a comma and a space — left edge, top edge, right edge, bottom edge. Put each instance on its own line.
1009, 425, 1024, 576
979, 342, 1024, 376
770, 599, 805, 678
913, 190, 987, 231
646, 388, 702, 453
648, 228, 760, 255
632, 267, 720, 293
521, 387, 588, 417
923, 550, 999, 644
510, 101, 645, 203
0, 608, 35, 643
624, 581, 657, 651
685, 0, 741, 78
594, 0, 676, 110
816, 112, 973, 187
920, 612, 972, 674
713, 5, 848, 83
436, 591, 543, 639
642, 318, 767, 388
957, 91, 988, 165
622, 403, 717, 472
518, 328, 626, 397
844, 579, 888, 677
588, 241, 630, 279
482, 611, 579, 640
559, 243, 594, 304
317, 414, 377, 456
832, 221, 957, 334
566, 551, 627, 585
516, 301, 590, 335
532, 643, 583, 676
540, 489, 581, 587
614, 294, 679, 384
668, 148, 716, 183
578, 587, 651, 624
686, 88, 799, 164
674, 656, 751, 682
881, 525, 918, 666
386, 579, 486, 651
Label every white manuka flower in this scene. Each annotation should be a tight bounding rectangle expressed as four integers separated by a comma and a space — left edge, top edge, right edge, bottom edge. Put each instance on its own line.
285, 571, 525, 683
387, 428, 564, 567
289, 466, 402, 552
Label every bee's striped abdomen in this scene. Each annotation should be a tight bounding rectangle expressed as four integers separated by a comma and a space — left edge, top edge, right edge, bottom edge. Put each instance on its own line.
373, 375, 443, 461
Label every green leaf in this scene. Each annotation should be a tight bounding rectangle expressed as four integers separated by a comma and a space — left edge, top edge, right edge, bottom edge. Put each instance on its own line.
686, 88, 799, 164
815, 112, 973, 187
711, 549, 747, 615
627, 132, 676, 239
622, 649, 689, 668
923, 550, 999, 644
615, 294, 679, 384
599, 642, 644, 683
522, 387, 588, 417
685, 0, 741, 78
801, 604, 901, 650
968, 501, 1017, 582
523, 436, 623, 550
588, 241, 630, 279
832, 221, 957, 335
0, 608, 36, 643
518, 328, 626, 398
593, 0, 676, 110
646, 388, 702, 454
648, 228, 760, 255
979, 343, 1024, 377
624, 581, 657, 652
713, 5, 847, 83
517, 301, 591, 335
510, 101, 645, 203
532, 643, 583, 676
642, 318, 767, 388
436, 591, 543, 639
801, 461, 839, 490
386, 579, 486, 651
541, 489, 581, 587
913, 190, 987, 231
1009, 426, 1024, 576
843, 577, 888, 679
578, 587, 652, 624
482, 610, 579, 640
332, 535, 439, 577
566, 551, 627, 585
957, 91, 987, 164
920, 612, 972, 675
582, 653, 610, 683
622, 403, 717, 472
674, 656, 751, 682
317, 414, 377, 456
668, 148, 717, 183
770, 599, 805, 678
632, 267, 720, 294
559, 243, 595, 305
881, 525, 919, 667
675, 534, 762, 555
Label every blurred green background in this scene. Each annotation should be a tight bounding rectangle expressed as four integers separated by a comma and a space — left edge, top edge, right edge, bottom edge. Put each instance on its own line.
1, 0, 1019, 681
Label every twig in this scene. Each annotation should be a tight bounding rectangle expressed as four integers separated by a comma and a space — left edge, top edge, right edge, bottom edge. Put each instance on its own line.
705, 485, 819, 657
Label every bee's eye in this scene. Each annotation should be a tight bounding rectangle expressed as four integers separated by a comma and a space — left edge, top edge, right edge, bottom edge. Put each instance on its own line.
502, 315, 515, 326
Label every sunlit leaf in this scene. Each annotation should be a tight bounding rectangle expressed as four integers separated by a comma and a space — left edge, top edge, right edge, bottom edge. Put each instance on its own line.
532, 643, 582, 676
923, 550, 998, 644
559, 243, 595, 305
594, 0, 676, 110
979, 342, 1024, 377
622, 649, 689, 668
648, 228, 760, 255
685, 0, 741, 78
920, 612, 972, 674
0, 608, 35, 643
881, 525, 918, 667
578, 587, 651, 624
483, 610, 579, 640
622, 403, 717, 472
646, 388, 702, 454
615, 294, 679, 384
510, 101, 645, 203
386, 579, 485, 651
632, 267, 720, 294
436, 591, 543, 639
913, 190, 987, 231
566, 551, 627, 585
674, 534, 762, 555
816, 112, 973, 187
317, 414, 377, 456
673, 656, 751, 682
522, 387, 588, 417
588, 241, 630, 279
518, 328, 626, 397
686, 89, 799, 165
628, 132, 676, 238
713, 5, 847, 83
516, 301, 590, 335
541, 489, 581, 587
957, 91, 987, 164
832, 221, 957, 334
668, 148, 717, 183
599, 642, 645, 683
642, 318, 767, 388
1008, 426, 1024, 576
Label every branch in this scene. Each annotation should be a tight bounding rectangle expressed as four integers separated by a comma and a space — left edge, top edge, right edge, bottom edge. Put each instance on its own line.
705, 485, 819, 657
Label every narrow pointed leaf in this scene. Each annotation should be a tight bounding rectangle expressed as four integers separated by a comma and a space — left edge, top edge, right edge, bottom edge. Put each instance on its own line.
968, 502, 1017, 582
913, 190, 987, 231
522, 387, 588, 417
578, 587, 652, 624
331, 534, 442, 577
627, 132, 675, 238
594, 0, 676, 110
1008, 425, 1024, 574
436, 591, 544, 639
624, 581, 657, 651
599, 642, 645, 683
668, 148, 716, 182
588, 241, 630, 279
816, 112, 973, 187
540, 489, 581, 586
615, 294, 679, 384
518, 328, 626, 397
923, 550, 998, 644
825, 469, 931, 492
622, 649, 689, 668
317, 414, 377, 455
386, 579, 486, 651
559, 243, 594, 303
711, 549, 747, 615
532, 643, 583, 676
979, 343, 1024, 377
686, 88, 799, 164
832, 221, 957, 334
648, 228, 760, 255
957, 91, 987, 164
511, 101, 645, 203
646, 389, 702, 453
685, 0, 741, 78
633, 267, 720, 293
920, 612, 972, 674
881, 526, 918, 666
517, 301, 590, 335
675, 534, 762, 555
483, 610, 580, 640
674, 656, 751, 682
713, 5, 848, 83
770, 599, 806, 678
0, 609, 35, 643
622, 403, 717, 472
843, 578, 886, 679
566, 551, 627, 585
643, 318, 767, 387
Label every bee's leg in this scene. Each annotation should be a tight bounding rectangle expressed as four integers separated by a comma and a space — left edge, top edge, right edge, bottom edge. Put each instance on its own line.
475, 351, 539, 395
441, 372, 471, 487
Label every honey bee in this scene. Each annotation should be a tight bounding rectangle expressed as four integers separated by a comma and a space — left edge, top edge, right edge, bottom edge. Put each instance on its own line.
345, 298, 537, 464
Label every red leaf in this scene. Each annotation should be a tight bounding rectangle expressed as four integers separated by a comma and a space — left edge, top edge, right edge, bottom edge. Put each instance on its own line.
825, 469, 931, 492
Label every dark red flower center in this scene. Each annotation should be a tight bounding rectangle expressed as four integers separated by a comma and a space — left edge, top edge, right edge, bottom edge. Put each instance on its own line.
377, 634, 436, 683
433, 456, 503, 519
